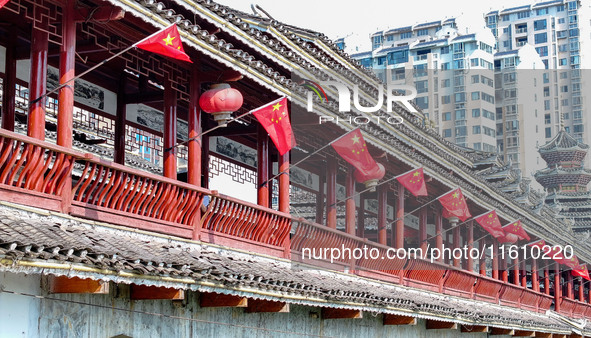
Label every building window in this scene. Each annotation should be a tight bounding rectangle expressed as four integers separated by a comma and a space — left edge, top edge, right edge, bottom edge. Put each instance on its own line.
441, 79, 450, 88
416, 80, 429, 93
442, 112, 451, 121
535, 46, 548, 57
481, 93, 495, 104
536, 8, 548, 15
483, 126, 496, 137
456, 126, 467, 136
561, 99, 569, 106
441, 62, 450, 70
400, 31, 412, 39
471, 91, 480, 100
559, 58, 567, 66
473, 126, 481, 134
534, 33, 547, 44
441, 46, 449, 54
534, 19, 547, 31
472, 109, 480, 117
482, 109, 495, 120
414, 64, 427, 77
471, 75, 479, 84
416, 96, 429, 109
417, 28, 429, 36
442, 95, 451, 104
545, 127, 552, 138
560, 85, 568, 93
502, 15, 510, 21
443, 129, 452, 137
454, 92, 466, 103
503, 72, 516, 83
386, 35, 394, 41
372, 35, 383, 49
473, 143, 482, 150
544, 100, 551, 110
574, 125, 584, 133
470, 58, 479, 67
455, 109, 466, 120
517, 11, 530, 19
558, 18, 566, 24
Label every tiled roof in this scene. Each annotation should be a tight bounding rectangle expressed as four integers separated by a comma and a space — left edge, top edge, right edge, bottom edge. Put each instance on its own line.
0, 203, 577, 334
539, 130, 590, 152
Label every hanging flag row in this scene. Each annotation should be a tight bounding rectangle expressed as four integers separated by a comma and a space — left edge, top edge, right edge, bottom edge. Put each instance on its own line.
528, 240, 590, 280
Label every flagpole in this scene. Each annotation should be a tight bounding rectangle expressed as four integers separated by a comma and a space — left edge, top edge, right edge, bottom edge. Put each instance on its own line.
259, 128, 359, 186
29, 23, 178, 108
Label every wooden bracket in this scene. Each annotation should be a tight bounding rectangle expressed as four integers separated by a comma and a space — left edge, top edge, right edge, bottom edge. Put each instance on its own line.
383, 314, 417, 325
130, 285, 184, 300
48, 276, 109, 294
245, 299, 289, 313
513, 331, 535, 337
199, 293, 247, 308
490, 328, 515, 335
321, 308, 362, 319
425, 320, 458, 330
461, 325, 488, 333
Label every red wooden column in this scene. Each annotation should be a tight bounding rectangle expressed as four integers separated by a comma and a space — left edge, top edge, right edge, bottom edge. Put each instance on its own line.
532, 258, 539, 292
452, 220, 461, 268
501, 256, 509, 283
188, 73, 202, 240
163, 81, 177, 179
316, 173, 325, 224
326, 159, 337, 228
378, 185, 387, 245
466, 220, 473, 271
435, 208, 443, 263
578, 278, 584, 302
2, 30, 17, 131
419, 207, 428, 252
257, 127, 270, 207
567, 273, 574, 299
345, 166, 355, 235
278, 152, 290, 213
479, 239, 486, 275
187, 71, 202, 186
395, 183, 404, 249
513, 256, 520, 286
555, 262, 561, 312
114, 75, 127, 164
492, 240, 499, 280
357, 194, 365, 238
544, 266, 550, 295
521, 259, 527, 288
27, 23, 48, 138
57, 0, 76, 148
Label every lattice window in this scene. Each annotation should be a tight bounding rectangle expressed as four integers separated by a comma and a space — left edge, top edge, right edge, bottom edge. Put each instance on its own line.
126, 126, 163, 165
209, 155, 257, 185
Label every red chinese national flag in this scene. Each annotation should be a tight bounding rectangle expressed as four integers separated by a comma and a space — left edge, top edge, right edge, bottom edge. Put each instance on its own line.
252, 97, 294, 155
572, 264, 591, 281
396, 168, 428, 197
527, 239, 546, 249
438, 188, 471, 222
474, 210, 505, 238
564, 255, 580, 269
502, 220, 530, 241
135, 24, 192, 63
0, 0, 9, 9
543, 245, 569, 265
331, 129, 379, 175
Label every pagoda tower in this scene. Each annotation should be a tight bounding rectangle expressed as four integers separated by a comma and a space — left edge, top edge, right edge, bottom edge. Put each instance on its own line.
534, 130, 591, 232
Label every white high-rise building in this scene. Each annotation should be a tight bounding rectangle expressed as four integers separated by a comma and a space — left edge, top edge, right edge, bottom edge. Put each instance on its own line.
485, 1, 591, 149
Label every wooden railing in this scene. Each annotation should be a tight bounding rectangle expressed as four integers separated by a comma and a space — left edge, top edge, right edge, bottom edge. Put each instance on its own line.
3, 128, 591, 318
0, 128, 290, 258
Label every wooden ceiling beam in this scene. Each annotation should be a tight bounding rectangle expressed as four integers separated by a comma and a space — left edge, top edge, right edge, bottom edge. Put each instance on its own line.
513, 331, 535, 337
490, 328, 515, 335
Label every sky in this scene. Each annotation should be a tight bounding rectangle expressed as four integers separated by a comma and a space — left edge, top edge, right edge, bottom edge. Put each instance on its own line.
216, 0, 547, 51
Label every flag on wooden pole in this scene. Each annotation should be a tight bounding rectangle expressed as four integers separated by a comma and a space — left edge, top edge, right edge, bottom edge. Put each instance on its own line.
474, 210, 505, 238
438, 188, 471, 222
396, 168, 428, 197
252, 97, 294, 155
135, 24, 192, 63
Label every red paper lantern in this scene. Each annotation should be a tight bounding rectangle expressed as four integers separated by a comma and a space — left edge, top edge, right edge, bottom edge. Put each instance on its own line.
199, 83, 243, 126
354, 163, 385, 192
